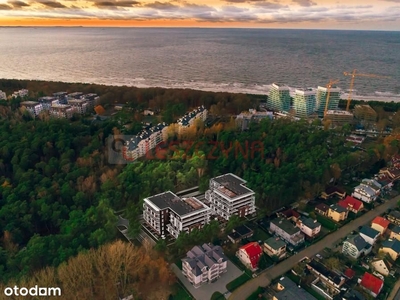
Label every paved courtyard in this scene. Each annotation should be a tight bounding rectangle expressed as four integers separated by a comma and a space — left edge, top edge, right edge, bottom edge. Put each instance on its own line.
172, 260, 243, 300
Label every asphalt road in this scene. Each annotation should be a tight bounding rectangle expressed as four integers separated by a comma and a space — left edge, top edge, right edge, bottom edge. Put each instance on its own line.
229, 195, 400, 300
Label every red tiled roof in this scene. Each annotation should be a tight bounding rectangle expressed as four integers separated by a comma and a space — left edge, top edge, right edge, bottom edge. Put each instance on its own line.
360, 272, 383, 296
315, 203, 329, 212
338, 196, 363, 212
372, 216, 390, 229
281, 209, 300, 218
240, 242, 263, 269
344, 268, 355, 279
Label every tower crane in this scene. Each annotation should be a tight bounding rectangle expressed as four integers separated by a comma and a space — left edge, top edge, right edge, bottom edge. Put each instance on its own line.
324, 79, 339, 117
343, 69, 390, 111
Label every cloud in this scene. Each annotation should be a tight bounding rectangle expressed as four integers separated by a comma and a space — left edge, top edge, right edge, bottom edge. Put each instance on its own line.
8, 1, 30, 7
94, 1, 140, 8
0, 3, 13, 9
381, 0, 400, 2
292, 0, 316, 7
35, 1, 67, 8
145, 1, 177, 9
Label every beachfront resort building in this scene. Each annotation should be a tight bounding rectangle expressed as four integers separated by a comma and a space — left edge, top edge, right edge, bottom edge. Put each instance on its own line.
20, 101, 43, 117
316, 86, 340, 117
53, 92, 68, 104
49, 104, 75, 119
143, 191, 211, 239
12, 89, 29, 99
268, 83, 291, 113
177, 105, 207, 136
38, 96, 59, 110
123, 123, 169, 161
293, 89, 316, 118
324, 110, 354, 126
205, 173, 256, 220
182, 243, 227, 288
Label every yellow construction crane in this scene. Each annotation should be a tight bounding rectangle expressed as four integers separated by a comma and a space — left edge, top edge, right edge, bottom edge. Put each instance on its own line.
343, 69, 390, 111
324, 79, 340, 117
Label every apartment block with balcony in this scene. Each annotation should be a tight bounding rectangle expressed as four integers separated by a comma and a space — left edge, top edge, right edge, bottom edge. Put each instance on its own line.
123, 123, 169, 161
12, 89, 29, 99
67, 99, 89, 114
182, 243, 227, 288
67, 92, 84, 100
267, 83, 291, 113
20, 101, 43, 117
324, 110, 354, 127
354, 104, 377, 128
270, 218, 305, 247
177, 105, 207, 135
38, 96, 59, 110
49, 104, 74, 119
205, 173, 256, 220
316, 86, 340, 117
143, 191, 211, 239
53, 92, 68, 104
293, 89, 316, 118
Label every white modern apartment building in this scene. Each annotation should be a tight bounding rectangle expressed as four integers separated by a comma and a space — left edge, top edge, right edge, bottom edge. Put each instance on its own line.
352, 183, 379, 203
205, 173, 256, 220
12, 89, 28, 99
38, 96, 59, 110
20, 101, 43, 117
268, 83, 291, 113
0, 90, 6, 100
83, 93, 100, 107
293, 89, 316, 118
49, 104, 74, 119
316, 86, 340, 117
177, 105, 207, 135
123, 123, 169, 161
182, 243, 227, 288
67, 99, 89, 114
143, 191, 211, 239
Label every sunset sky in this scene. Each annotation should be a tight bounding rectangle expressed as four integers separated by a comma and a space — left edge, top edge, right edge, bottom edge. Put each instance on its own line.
0, 0, 399, 29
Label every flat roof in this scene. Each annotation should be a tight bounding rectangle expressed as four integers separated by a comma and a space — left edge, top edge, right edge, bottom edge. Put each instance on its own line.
145, 191, 208, 216
213, 173, 254, 198
271, 218, 301, 235
265, 237, 286, 250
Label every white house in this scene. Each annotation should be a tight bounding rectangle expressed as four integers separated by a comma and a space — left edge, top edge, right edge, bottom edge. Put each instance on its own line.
342, 234, 371, 259
295, 216, 321, 238
182, 243, 227, 288
359, 226, 380, 245
371, 259, 391, 277
270, 218, 305, 247
236, 242, 263, 272
352, 184, 379, 203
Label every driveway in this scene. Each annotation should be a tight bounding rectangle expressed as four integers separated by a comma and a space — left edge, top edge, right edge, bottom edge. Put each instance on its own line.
229, 195, 400, 300
172, 260, 243, 300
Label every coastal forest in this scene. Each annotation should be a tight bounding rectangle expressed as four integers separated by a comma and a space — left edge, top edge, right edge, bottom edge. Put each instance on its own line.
0, 79, 399, 299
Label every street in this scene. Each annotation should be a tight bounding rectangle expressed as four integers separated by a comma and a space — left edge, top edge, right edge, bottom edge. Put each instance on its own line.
229, 195, 400, 300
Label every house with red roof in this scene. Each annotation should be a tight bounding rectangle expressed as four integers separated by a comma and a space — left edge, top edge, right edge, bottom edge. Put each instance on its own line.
338, 196, 364, 214
359, 272, 384, 298
236, 242, 263, 272
371, 216, 390, 234
344, 268, 355, 279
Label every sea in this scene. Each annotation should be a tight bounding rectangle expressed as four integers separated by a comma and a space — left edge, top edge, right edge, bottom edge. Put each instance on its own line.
0, 27, 399, 96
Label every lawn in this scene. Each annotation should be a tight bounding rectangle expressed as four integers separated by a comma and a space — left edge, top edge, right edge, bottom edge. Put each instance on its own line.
169, 283, 192, 300
226, 273, 252, 292
316, 214, 337, 231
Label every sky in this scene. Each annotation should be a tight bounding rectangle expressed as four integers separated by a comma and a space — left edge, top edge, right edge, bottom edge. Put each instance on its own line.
0, 0, 399, 29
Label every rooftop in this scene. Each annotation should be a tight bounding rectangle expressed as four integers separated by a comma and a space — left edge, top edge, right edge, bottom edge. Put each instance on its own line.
360, 272, 383, 296
275, 277, 317, 300
317, 86, 341, 93
239, 242, 263, 257
315, 203, 329, 213
177, 105, 206, 126
389, 210, 400, 220
271, 218, 301, 236
183, 243, 227, 276
271, 83, 290, 91
360, 226, 380, 239
345, 234, 368, 251
307, 259, 344, 285
38, 96, 57, 102
389, 224, 400, 234
145, 191, 208, 217
279, 209, 300, 219
338, 196, 363, 211
125, 123, 168, 151
264, 237, 286, 250
324, 185, 346, 195
329, 204, 347, 214
372, 216, 390, 229
381, 239, 400, 253
298, 216, 321, 229
326, 110, 353, 116
213, 173, 254, 199
20, 101, 39, 106
233, 225, 253, 237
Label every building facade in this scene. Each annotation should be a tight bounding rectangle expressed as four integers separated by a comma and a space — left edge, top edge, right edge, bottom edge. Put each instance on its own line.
12, 89, 28, 98
177, 106, 207, 135
316, 86, 340, 117
324, 110, 354, 126
205, 173, 256, 220
20, 101, 43, 117
293, 89, 316, 118
237, 242, 263, 272
342, 234, 371, 259
268, 83, 291, 112
263, 237, 286, 259
143, 191, 211, 239
359, 226, 380, 245
182, 243, 227, 288
49, 104, 74, 119
270, 218, 305, 247
295, 217, 321, 238
327, 204, 348, 222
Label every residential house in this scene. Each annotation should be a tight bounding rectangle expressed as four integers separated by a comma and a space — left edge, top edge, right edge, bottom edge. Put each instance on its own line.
342, 289, 366, 300
236, 242, 263, 272
321, 186, 346, 200
227, 225, 254, 243
205, 173, 256, 220
277, 208, 300, 221
270, 218, 305, 247
375, 174, 393, 191
379, 167, 400, 182
263, 237, 286, 260
306, 259, 346, 289
344, 268, 356, 280
371, 216, 390, 235
359, 226, 380, 245
371, 258, 392, 277
389, 224, 400, 241
327, 204, 348, 222
379, 239, 400, 261
182, 243, 227, 288
387, 210, 400, 226
338, 196, 364, 214
143, 191, 211, 239
315, 203, 329, 216
273, 277, 317, 300
296, 217, 321, 238
359, 272, 384, 298
342, 234, 371, 259
352, 184, 378, 203
362, 179, 381, 192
